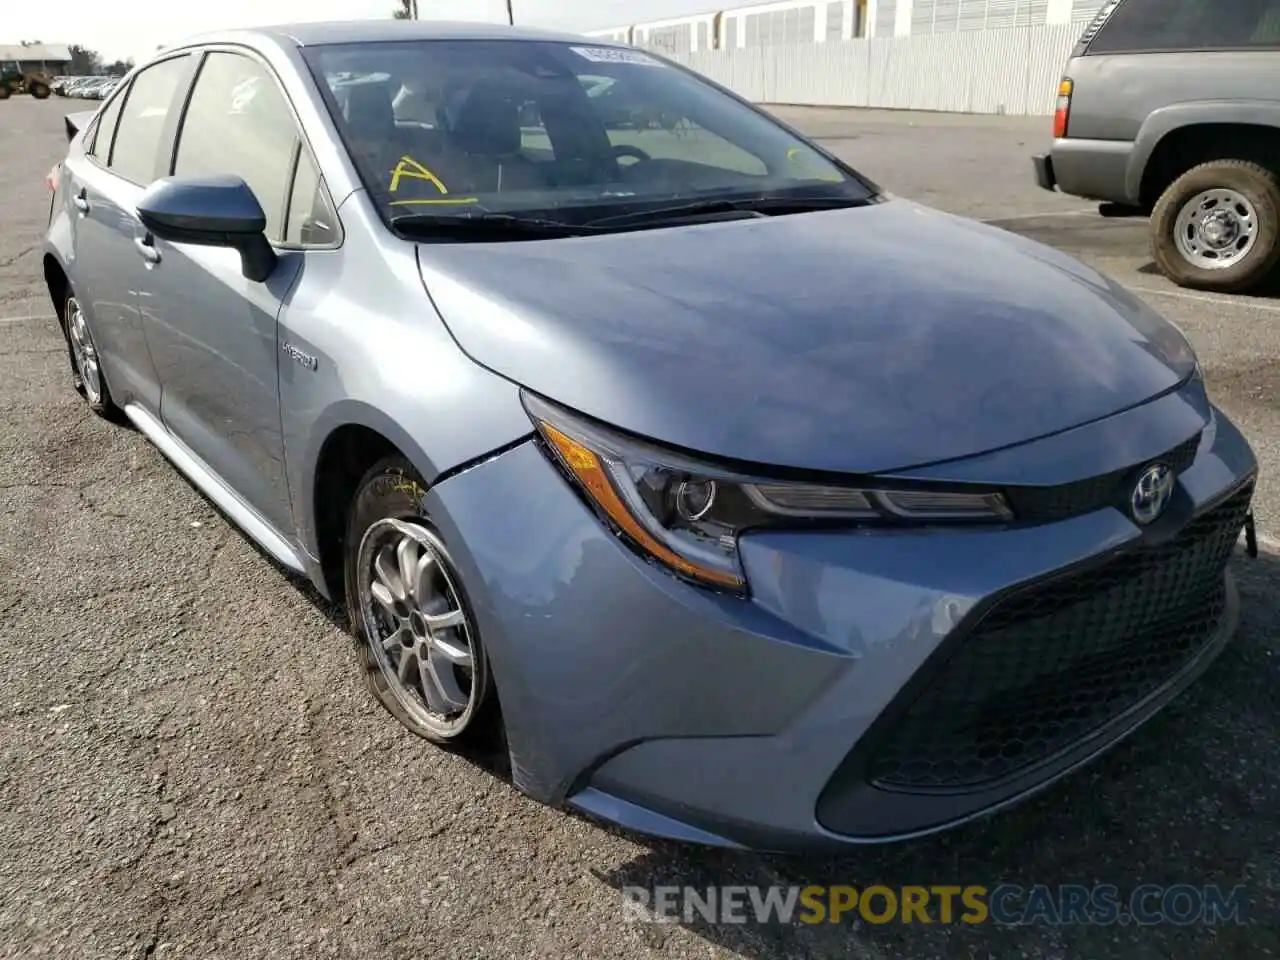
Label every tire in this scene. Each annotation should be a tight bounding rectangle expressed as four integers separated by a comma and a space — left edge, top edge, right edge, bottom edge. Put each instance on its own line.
1151, 160, 1280, 293
0, 86, 10, 101
63, 293, 122, 420
29, 81, 50, 100
343, 456, 499, 745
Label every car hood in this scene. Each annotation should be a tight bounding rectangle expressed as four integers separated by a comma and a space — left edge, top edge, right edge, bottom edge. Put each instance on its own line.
416, 199, 1196, 476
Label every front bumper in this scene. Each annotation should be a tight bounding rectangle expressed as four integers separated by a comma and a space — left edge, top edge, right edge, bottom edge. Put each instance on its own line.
426, 389, 1257, 854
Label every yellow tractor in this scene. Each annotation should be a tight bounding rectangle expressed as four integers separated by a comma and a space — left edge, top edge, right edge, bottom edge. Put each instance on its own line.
0, 61, 53, 100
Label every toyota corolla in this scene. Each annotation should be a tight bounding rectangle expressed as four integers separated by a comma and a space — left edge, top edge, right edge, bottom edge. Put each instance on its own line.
43, 20, 1258, 853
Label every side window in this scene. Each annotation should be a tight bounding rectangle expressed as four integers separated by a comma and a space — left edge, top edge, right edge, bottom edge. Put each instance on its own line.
1089, 0, 1280, 53
109, 56, 190, 184
174, 52, 299, 242
88, 87, 126, 161
284, 149, 339, 246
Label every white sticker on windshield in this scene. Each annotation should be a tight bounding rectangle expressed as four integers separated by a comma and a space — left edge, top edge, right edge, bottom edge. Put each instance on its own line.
570, 46, 663, 66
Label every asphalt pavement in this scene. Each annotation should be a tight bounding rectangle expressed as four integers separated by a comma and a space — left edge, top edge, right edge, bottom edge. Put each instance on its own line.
0, 96, 1276, 959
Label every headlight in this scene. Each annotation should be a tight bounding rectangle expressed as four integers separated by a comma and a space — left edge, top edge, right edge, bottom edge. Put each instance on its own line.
523, 394, 1011, 595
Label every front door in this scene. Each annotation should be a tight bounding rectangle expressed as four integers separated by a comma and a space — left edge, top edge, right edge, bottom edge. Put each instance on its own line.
137, 49, 307, 536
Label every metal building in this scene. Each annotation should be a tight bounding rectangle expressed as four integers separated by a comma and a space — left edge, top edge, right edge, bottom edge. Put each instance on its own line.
585, 0, 1108, 47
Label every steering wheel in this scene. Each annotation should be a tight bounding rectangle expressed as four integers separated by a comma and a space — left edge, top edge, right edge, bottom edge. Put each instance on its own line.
612, 144, 652, 165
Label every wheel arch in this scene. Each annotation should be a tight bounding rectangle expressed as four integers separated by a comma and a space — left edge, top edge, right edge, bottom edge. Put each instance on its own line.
43, 253, 70, 329
306, 404, 438, 602
1131, 103, 1280, 208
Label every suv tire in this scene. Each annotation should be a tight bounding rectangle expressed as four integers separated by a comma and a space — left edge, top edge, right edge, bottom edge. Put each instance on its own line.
1151, 159, 1280, 293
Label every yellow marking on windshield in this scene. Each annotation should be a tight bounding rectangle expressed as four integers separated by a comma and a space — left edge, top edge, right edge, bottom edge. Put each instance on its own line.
389, 155, 449, 194
390, 197, 480, 206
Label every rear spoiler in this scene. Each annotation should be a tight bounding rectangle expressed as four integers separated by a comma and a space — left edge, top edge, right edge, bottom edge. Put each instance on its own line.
64, 110, 96, 142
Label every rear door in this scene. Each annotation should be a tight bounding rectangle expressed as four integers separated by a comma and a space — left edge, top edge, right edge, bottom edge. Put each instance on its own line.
64, 53, 195, 412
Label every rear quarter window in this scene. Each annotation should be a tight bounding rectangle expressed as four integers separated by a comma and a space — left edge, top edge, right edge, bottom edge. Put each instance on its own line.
88, 87, 126, 162
1088, 0, 1280, 53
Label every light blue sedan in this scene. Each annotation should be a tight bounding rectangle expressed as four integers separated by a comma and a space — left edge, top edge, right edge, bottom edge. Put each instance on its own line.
43, 20, 1259, 853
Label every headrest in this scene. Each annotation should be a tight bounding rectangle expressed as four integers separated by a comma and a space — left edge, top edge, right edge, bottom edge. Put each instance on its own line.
343, 82, 396, 142
447, 82, 524, 156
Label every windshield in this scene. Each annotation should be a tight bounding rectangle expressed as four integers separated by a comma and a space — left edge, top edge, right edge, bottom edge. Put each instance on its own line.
301, 39, 872, 227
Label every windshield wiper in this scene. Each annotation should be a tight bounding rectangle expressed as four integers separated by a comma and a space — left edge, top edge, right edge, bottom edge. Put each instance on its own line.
390, 211, 595, 239
584, 194, 873, 229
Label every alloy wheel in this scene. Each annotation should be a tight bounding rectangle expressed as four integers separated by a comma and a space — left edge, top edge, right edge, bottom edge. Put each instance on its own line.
355, 517, 480, 737
66, 297, 103, 405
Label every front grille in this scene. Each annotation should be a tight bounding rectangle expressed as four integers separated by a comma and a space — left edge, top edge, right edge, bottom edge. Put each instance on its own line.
1004, 433, 1201, 523
869, 482, 1252, 791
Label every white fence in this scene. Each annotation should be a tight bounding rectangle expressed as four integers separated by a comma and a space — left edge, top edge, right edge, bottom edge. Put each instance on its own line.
667, 22, 1081, 116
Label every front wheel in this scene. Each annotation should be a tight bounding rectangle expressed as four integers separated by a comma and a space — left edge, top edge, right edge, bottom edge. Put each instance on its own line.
343, 457, 499, 744
28, 81, 51, 100
1151, 159, 1280, 293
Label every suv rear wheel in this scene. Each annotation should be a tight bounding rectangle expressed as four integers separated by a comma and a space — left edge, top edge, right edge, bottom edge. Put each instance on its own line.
1151, 160, 1280, 293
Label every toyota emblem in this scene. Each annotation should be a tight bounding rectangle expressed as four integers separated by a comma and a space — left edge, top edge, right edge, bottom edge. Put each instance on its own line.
1130, 463, 1175, 525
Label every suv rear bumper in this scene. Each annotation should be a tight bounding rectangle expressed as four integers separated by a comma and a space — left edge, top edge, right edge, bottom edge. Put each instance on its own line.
1033, 139, 1136, 205
1033, 153, 1057, 191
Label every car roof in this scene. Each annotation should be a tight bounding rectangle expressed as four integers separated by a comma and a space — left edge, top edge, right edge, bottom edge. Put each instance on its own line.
169, 19, 602, 51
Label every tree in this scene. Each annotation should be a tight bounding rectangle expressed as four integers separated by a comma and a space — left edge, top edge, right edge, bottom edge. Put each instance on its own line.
67, 44, 101, 76
506, 0, 514, 24
392, 0, 416, 17
103, 59, 134, 75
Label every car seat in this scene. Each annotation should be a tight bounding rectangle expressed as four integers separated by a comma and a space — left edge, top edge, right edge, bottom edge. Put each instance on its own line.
442, 81, 546, 193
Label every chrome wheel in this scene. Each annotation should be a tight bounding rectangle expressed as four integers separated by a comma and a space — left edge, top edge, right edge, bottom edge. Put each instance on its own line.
1173, 188, 1258, 270
66, 297, 102, 405
355, 518, 479, 737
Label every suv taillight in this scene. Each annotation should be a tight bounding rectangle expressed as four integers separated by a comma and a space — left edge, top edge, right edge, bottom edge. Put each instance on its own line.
1053, 78, 1073, 138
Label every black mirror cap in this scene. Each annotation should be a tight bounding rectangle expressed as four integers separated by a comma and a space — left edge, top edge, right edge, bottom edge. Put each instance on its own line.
136, 175, 276, 282
137, 174, 268, 243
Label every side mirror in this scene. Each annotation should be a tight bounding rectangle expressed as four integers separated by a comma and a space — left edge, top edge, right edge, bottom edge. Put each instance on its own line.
137, 175, 277, 282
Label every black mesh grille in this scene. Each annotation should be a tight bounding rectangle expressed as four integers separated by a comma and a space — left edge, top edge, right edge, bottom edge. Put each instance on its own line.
1004, 433, 1201, 523
869, 481, 1252, 791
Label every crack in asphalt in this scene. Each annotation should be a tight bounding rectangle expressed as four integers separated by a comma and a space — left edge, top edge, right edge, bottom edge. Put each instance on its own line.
0, 243, 39, 269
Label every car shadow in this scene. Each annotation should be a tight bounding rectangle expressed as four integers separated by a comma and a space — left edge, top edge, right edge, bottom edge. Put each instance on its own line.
583, 545, 1280, 959
1135, 259, 1280, 298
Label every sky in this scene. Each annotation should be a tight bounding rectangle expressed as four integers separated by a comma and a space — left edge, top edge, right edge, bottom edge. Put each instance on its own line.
7, 0, 721, 63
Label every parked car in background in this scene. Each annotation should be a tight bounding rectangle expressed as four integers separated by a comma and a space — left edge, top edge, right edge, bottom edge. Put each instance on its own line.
1034, 0, 1280, 293
45, 20, 1258, 853
59, 77, 95, 98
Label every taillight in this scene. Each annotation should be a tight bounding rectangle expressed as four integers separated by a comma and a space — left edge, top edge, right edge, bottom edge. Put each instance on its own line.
45, 163, 60, 192
1053, 78, 1073, 138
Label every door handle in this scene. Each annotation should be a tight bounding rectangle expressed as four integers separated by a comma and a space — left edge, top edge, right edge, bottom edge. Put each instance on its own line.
72, 188, 89, 213
133, 235, 161, 264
